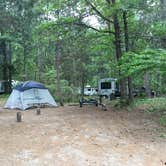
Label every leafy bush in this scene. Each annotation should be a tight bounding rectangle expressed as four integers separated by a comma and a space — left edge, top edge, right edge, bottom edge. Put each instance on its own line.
62, 86, 74, 103
137, 98, 166, 113
0, 94, 9, 106
42, 69, 81, 103
159, 116, 166, 126
46, 79, 80, 103
134, 97, 166, 126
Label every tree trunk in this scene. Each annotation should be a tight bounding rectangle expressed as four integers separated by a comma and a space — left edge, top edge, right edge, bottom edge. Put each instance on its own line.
161, 73, 166, 96
81, 75, 85, 100
144, 71, 151, 98
112, 0, 126, 100
56, 40, 64, 106
155, 71, 160, 97
1, 40, 8, 93
37, 41, 42, 81
160, 0, 166, 48
0, 39, 12, 93
160, 0, 166, 95
160, 0, 166, 19
8, 41, 12, 93
123, 11, 133, 102
23, 45, 27, 81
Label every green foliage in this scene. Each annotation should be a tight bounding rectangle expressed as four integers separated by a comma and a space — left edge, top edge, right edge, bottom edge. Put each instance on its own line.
159, 116, 166, 127
122, 98, 166, 126
42, 68, 56, 84
46, 79, 79, 103
0, 94, 9, 99
110, 98, 130, 110
0, 94, 9, 106
133, 98, 166, 126
120, 49, 166, 77
160, 132, 166, 138
134, 98, 166, 113
145, 98, 166, 113
151, 22, 166, 37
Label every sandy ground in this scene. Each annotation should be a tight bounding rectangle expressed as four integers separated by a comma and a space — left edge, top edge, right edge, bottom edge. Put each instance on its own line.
0, 102, 166, 166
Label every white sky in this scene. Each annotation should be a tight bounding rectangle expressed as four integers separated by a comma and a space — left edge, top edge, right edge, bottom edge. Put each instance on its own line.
83, 15, 101, 28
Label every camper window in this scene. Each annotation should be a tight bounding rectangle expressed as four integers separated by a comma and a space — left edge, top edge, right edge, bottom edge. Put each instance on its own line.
101, 82, 111, 89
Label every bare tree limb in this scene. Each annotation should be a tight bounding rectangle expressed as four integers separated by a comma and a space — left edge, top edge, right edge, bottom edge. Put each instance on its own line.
85, 0, 114, 24
105, 0, 111, 5
75, 22, 115, 34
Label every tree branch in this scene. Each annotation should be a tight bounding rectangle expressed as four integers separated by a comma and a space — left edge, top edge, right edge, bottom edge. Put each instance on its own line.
75, 22, 115, 34
85, 0, 114, 24
105, 0, 111, 5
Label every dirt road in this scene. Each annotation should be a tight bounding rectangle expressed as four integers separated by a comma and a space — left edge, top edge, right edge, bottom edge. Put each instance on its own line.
0, 104, 165, 166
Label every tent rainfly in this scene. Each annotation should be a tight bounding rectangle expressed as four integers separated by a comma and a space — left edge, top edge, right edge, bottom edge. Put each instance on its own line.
4, 81, 57, 110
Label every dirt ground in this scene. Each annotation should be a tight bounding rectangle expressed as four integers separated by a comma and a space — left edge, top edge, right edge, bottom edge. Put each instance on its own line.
0, 101, 166, 166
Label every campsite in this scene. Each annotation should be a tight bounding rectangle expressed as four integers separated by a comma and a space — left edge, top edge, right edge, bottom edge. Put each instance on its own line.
1, 0, 166, 166
0, 99, 166, 166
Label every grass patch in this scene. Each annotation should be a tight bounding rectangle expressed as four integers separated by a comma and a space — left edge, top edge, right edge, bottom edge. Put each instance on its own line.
134, 97, 166, 126
159, 116, 166, 126
110, 98, 131, 111
134, 97, 166, 113
0, 94, 9, 98
160, 132, 166, 138
111, 97, 166, 126
0, 94, 9, 107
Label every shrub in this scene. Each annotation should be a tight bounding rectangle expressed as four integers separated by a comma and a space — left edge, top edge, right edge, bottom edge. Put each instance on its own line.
159, 116, 166, 126
133, 97, 166, 126
46, 80, 80, 103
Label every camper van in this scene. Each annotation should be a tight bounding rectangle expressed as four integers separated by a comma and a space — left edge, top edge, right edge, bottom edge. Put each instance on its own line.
84, 86, 98, 96
98, 78, 117, 97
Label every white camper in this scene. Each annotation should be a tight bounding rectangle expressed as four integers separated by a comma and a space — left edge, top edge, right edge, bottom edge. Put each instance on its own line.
98, 78, 117, 97
84, 85, 98, 96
